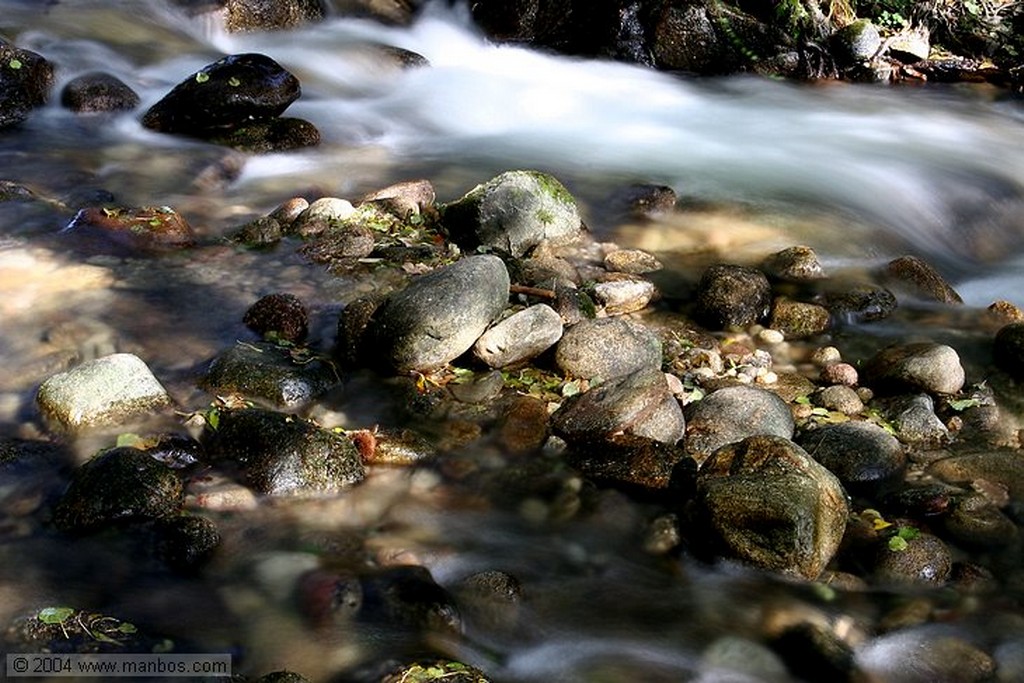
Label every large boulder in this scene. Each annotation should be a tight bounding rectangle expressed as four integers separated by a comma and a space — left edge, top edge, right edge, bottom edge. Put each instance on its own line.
0, 40, 54, 129
363, 255, 511, 373
691, 435, 849, 580
554, 317, 662, 382
441, 170, 582, 257
684, 385, 794, 464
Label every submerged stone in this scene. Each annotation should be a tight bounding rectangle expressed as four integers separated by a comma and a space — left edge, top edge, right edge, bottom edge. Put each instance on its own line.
243, 293, 309, 343
36, 353, 172, 433
63, 205, 196, 252
441, 170, 582, 257
60, 72, 140, 113
201, 340, 338, 408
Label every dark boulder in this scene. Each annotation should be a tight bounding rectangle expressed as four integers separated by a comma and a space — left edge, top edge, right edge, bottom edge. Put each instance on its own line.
0, 40, 54, 129
797, 420, 905, 498
201, 341, 339, 409
243, 293, 309, 343
694, 264, 772, 330
60, 72, 140, 113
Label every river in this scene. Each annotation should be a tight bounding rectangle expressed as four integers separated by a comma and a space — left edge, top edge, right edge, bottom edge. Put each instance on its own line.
2, 1, 1024, 681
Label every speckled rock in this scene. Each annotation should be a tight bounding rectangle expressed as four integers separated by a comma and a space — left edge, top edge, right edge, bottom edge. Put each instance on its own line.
825, 284, 897, 323
203, 407, 365, 495
364, 255, 511, 373
565, 434, 688, 493
243, 293, 309, 343
684, 385, 794, 464
201, 341, 338, 408
831, 19, 882, 65
872, 531, 952, 586
863, 342, 965, 395
927, 450, 1024, 501
694, 264, 771, 330
592, 275, 657, 315
554, 317, 662, 382
889, 394, 949, 444
60, 72, 140, 113
53, 447, 184, 533
691, 435, 849, 580
797, 421, 905, 497
0, 40, 54, 129
857, 632, 995, 683
223, 0, 325, 32
473, 304, 563, 368
36, 353, 172, 433
551, 368, 684, 445
885, 255, 963, 304
441, 170, 582, 257
815, 385, 863, 415
762, 245, 826, 282
604, 248, 662, 274
769, 297, 831, 338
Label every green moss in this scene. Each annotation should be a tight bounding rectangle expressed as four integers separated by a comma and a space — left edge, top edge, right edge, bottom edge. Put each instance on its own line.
524, 170, 576, 206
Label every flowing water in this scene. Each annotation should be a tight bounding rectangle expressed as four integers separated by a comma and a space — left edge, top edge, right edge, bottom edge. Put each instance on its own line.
2, 1, 1024, 681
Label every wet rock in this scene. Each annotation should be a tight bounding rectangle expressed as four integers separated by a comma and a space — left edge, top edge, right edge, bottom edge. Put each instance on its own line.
604, 248, 662, 275
771, 622, 857, 683
473, 304, 563, 368
60, 72, 140, 113
222, 0, 325, 32
291, 197, 356, 237
209, 116, 320, 152
825, 284, 897, 323
441, 170, 582, 257
63, 205, 196, 251
940, 492, 1019, 549
649, 4, 733, 74
141, 53, 301, 136
769, 297, 831, 338
155, 514, 221, 572
862, 342, 965, 395
360, 178, 436, 218
993, 322, 1024, 379
6, 606, 166, 654
564, 434, 688, 494
495, 395, 549, 454
884, 255, 963, 304
857, 632, 994, 683
360, 565, 461, 634
762, 245, 827, 282
684, 385, 794, 465
815, 385, 863, 415
831, 19, 882, 66
554, 317, 661, 382
614, 184, 678, 217
700, 635, 790, 683
36, 353, 172, 433
381, 661, 488, 683
269, 196, 309, 226
691, 435, 849, 580
204, 407, 365, 495
255, 672, 311, 683
927, 450, 1024, 501
820, 361, 859, 387
887, 25, 930, 63
243, 293, 309, 343
551, 368, 684, 445
232, 215, 283, 246
201, 341, 338, 408
797, 421, 905, 497
889, 394, 949, 444
454, 569, 522, 633
449, 369, 505, 404
694, 264, 772, 330
141, 432, 204, 469
872, 531, 952, 585
364, 255, 510, 373
53, 447, 185, 533
297, 567, 363, 627
354, 427, 436, 466
0, 41, 54, 129
335, 296, 379, 367
592, 275, 657, 315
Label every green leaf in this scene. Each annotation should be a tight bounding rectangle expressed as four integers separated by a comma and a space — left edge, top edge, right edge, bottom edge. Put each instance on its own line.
227, 76, 241, 87
195, 71, 209, 83
206, 409, 220, 430
116, 433, 141, 448
38, 607, 75, 624
896, 526, 920, 541
117, 622, 137, 634
9, 58, 22, 70
948, 398, 981, 412
561, 380, 581, 398
888, 536, 909, 552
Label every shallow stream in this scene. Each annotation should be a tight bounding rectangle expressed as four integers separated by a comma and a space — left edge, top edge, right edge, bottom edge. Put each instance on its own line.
2, 2, 1024, 681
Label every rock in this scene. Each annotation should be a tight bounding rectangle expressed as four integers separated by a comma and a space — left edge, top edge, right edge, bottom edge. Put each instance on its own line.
335, 296, 379, 367
381, 661, 489, 683
209, 116, 320, 152
63, 205, 196, 252
441, 170, 582, 257
204, 407, 365, 495
820, 361, 858, 387
551, 368, 684, 445
857, 632, 994, 683
255, 672, 312, 683
825, 284, 897, 323
889, 394, 949, 444
449, 369, 505, 404
862, 342, 965, 395
232, 215, 283, 246
454, 569, 522, 633
155, 514, 221, 572
365, 255, 510, 373
0, 40, 54, 129
554, 317, 662, 382
351, 427, 436, 467
613, 184, 677, 217
771, 622, 857, 683
222, 0, 325, 32
884, 255, 963, 304
887, 25, 930, 63
495, 395, 549, 454
291, 196, 358, 237
691, 435, 849, 580
36, 353, 172, 433
201, 341, 338, 408
53, 447, 185, 533
473, 304, 563, 368
604, 248, 662, 275
700, 636, 790, 683
769, 297, 831, 338
565, 434, 688, 494
592, 275, 657, 315
797, 421, 905, 497
360, 179, 436, 218
360, 565, 461, 633
694, 264, 772, 330
684, 385, 795, 464
649, 4, 729, 74
994, 322, 1024, 379
141, 53, 301, 137
940, 492, 1019, 549
872, 530, 952, 586
762, 245, 827, 282
831, 19, 882, 65
60, 72, 140, 113
927, 450, 1024, 502
815, 384, 863, 415
243, 293, 309, 343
